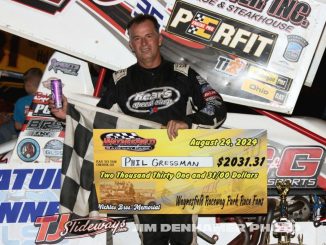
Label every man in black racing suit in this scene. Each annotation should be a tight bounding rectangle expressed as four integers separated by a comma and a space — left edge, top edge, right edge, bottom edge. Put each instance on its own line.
97, 60, 226, 130
97, 14, 227, 245
50, 14, 227, 245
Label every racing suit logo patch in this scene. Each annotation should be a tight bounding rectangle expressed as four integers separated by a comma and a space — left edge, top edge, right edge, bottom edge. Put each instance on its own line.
126, 87, 180, 113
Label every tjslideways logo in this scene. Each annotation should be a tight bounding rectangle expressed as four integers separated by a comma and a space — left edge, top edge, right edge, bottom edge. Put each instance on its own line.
34, 213, 128, 243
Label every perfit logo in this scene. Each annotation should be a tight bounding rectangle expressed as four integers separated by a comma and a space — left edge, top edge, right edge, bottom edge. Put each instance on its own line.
126, 87, 180, 113
166, 1, 277, 65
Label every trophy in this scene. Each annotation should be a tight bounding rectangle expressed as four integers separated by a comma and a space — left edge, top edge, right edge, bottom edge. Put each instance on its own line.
276, 180, 291, 218
271, 180, 302, 245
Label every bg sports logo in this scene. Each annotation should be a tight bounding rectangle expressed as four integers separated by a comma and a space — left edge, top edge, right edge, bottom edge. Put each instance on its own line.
267, 146, 325, 188
101, 132, 156, 152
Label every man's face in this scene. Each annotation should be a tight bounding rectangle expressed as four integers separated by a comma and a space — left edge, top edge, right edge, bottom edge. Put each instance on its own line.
128, 20, 162, 68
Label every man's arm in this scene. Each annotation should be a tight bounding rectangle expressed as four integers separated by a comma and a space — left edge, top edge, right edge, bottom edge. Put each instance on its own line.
186, 68, 227, 128
165, 120, 189, 141
166, 66, 227, 140
49, 95, 68, 120
49, 72, 116, 119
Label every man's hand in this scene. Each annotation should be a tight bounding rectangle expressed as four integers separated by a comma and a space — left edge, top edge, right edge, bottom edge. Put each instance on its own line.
48, 95, 68, 120
166, 120, 189, 141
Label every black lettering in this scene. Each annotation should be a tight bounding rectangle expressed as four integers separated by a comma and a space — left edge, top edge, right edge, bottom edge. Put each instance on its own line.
269, 0, 296, 20
290, 2, 310, 27
215, 56, 230, 70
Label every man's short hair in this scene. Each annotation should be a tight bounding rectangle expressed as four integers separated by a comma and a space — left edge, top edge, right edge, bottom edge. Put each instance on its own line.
126, 14, 160, 34
23, 68, 43, 83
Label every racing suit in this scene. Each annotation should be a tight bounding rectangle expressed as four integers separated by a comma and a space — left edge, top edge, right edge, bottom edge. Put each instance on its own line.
97, 59, 227, 245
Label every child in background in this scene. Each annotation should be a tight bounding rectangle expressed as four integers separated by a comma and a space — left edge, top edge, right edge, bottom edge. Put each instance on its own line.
13, 68, 42, 130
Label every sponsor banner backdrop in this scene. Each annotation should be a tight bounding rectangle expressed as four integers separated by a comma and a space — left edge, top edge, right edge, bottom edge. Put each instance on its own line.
0, 0, 325, 113
163, 0, 326, 113
94, 129, 267, 214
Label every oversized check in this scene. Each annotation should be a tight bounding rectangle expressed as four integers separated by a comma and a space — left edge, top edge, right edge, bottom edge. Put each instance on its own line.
93, 129, 267, 214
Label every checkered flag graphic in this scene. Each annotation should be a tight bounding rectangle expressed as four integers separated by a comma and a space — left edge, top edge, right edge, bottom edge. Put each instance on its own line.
60, 100, 161, 217
104, 132, 139, 139
194, 13, 204, 22
187, 26, 198, 34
